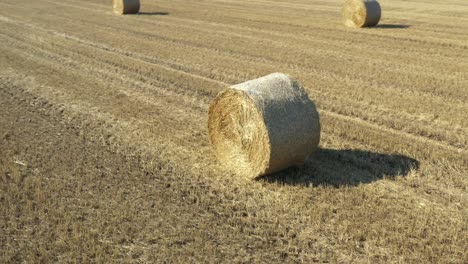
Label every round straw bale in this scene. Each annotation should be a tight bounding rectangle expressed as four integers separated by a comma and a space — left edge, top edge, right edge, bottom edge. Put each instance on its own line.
113, 0, 140, 15
342, 0, 381, 28
208, 73, 321, 178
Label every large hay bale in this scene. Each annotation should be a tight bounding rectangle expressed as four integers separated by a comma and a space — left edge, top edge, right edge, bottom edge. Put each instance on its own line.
113, 0, 140, 15
208, 73, 321, 178
342, 0, 381, 28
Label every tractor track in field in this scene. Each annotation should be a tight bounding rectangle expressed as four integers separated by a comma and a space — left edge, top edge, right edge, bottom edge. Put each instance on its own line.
1, 13, 467, 150
1, 39, 466, 177
1, 25, 466, 157
1, 0, 467, 262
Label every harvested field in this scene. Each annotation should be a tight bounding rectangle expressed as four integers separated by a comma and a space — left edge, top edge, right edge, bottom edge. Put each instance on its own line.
0, 0, 467, 262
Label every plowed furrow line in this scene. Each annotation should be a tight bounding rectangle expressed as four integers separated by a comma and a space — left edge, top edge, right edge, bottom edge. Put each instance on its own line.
0, 12, 231, 86
0, 33, 212, 114
5, 3, 466, 108
108, 0, 468, 48
43, 0, 468, 66
68, 0, 468, 60
0, 71, 222, 182
315, 96, 467, 149
2, 70, 466, 210
0, 34, 212, 126
0, 50, 213, 165
1, 38, 467, 214
1, 14, 466, 153
0, 52, 213, 161
3, 2, 467, 104
4, 75, 464, 264
12, 29, 468, 152
41, 0, 468, 40
63, 4, 468, 76
3, 30, 466, 169
2, 8, 466, 121
0, 16, 227, 95
321, 111, 467, 162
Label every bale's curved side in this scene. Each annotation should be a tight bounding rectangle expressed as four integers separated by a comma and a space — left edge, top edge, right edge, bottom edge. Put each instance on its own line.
208, 73, 321, 178
113, 0, 140, 15
342, 0, 381, 28
363, 0, 381, 27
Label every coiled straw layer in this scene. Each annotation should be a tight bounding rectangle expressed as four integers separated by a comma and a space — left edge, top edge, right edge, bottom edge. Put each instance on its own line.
342, 0, 381, 28
208, 73, 321, 178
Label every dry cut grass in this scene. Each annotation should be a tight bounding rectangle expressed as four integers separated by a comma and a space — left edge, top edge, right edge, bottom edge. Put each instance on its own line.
0, 0, 467, 262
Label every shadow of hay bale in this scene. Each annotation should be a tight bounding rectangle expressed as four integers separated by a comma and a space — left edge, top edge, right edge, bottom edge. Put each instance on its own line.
137, 12, 169, 16
257, 148, 419, 187
374, 24, 411, 29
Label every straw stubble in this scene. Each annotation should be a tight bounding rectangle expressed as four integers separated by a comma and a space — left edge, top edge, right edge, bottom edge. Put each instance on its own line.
208, 73, 321, 178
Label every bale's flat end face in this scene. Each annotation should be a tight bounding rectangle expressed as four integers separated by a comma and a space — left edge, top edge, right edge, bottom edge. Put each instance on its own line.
208, 89, 270, 178
342, 0, 366, 28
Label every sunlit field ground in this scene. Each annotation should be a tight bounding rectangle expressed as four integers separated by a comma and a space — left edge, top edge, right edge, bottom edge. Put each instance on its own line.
1, 0, 467, 262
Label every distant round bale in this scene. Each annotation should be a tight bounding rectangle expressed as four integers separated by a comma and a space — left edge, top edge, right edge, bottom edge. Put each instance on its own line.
342, 0, 381, 28
208, 73, 321, 178
113, 0, 140, 15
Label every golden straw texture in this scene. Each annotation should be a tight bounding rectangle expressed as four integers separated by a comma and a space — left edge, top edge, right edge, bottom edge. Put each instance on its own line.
342, 0, 381, 28
113, 0, 140, 15
208, 73, 321, 178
